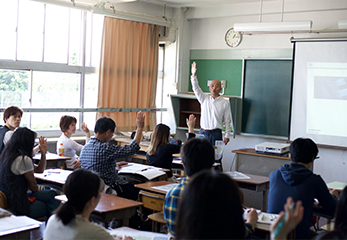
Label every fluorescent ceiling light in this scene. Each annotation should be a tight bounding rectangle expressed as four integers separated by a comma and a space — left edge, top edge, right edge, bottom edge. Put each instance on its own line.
234, 21, 312, 32
338, 19, 347, 29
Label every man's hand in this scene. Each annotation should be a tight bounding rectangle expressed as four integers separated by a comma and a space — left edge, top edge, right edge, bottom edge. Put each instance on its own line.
191, 61, 197, 77
38, 136, 47, 154
186, 114, 196, 133
224, 137, 230, 145
73, 160, 81, 169
330, 189, 339, 199
136, 111, 145, 129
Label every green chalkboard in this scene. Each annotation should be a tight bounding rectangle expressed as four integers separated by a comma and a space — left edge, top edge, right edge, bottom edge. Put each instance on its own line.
189, 59, 242, 97
242, 60, 292, 137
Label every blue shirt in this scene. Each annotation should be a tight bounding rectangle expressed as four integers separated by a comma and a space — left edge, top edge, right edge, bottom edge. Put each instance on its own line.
80, 138, 140, 189
268, 163, 337, 240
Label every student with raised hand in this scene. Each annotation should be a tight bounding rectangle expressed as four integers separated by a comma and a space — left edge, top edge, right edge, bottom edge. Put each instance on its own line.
175, 170, 257, 240
267, 138, 338, 239
146, 114, 196, 182
80, 112, 145, 200
0, 127, 60, 219
44, 168, 114, 240
57, 115, 90, 169
314, 186, 347, 240
271, 197, 304, 240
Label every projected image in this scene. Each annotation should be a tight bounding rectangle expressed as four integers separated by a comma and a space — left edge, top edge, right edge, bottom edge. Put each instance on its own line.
306, 63, 347, 137
314, 76, 347, 100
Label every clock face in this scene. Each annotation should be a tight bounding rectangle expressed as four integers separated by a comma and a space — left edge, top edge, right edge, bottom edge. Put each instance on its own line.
225, 28, 242, 47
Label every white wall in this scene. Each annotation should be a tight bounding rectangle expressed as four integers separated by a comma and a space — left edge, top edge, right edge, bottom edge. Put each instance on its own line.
170, 0, 347, 183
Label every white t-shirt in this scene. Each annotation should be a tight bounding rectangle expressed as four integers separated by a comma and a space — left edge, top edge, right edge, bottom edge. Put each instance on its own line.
3, 130, 14, 145
11, 155, 34, 175
56, 134, 90, 169
44, 214, 114, 240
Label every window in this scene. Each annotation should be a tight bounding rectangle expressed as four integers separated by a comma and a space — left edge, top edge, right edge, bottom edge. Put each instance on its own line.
0, 0, 102, 134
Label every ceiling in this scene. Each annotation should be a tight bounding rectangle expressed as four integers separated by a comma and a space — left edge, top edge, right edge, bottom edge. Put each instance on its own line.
79, 0, 276, 8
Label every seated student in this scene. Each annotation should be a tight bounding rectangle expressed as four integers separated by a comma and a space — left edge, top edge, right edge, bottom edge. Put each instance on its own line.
57, 115, 90, 169
176, 170, 304, 240
44, 169, 114, 240
267, 137, 338, 239
0, 106, 23, 153
0, 127, 60, 219
146, 114, 196, 182
80, 112, 144, 200
314, 186, 347, 240
163, 138, 257, 237
174, 170, 254, 239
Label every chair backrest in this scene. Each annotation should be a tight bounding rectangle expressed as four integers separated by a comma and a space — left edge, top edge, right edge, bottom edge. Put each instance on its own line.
138, 190, 165, 212
0, 191, 8, 209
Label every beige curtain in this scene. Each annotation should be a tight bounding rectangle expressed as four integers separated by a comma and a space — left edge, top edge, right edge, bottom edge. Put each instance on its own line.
97, 17, 160, 132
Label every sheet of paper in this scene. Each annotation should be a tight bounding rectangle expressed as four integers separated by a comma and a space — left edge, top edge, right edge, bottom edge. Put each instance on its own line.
118, 163, 165, 180
0, 216, 40, 232
151, 183, 178, 193
215, 140, 224, 160
257, 212, 280, 224
108, 228, 171, 240
327, 181, 347, 190
224, 171, 251, 180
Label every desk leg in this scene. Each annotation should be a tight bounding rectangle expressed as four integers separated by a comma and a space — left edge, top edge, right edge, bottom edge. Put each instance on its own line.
262, 191, 267, 212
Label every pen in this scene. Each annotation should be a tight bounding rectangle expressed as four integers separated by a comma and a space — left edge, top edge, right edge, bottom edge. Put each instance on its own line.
141, 168, 149, 172
271, 203, 294, 239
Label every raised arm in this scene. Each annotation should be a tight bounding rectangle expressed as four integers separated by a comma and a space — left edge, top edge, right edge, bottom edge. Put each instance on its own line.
271, 197, 304, 240
34, 136, 47, 173
186, 114, 196, 133
81, 122, 91, 139
133, 111, 145, 144
190, 62, 207, 103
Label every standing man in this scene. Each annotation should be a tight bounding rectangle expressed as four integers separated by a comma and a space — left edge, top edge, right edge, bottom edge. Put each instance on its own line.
191, 61, 232, 170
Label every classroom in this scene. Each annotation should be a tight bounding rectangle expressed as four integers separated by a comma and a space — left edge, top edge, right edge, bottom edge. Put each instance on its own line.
0, 0, 347, 239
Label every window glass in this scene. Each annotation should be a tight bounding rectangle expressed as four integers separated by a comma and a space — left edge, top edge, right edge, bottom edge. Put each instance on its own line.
85, 12, 92, 67
0, 1, 17, 60
17, 0, 44, 61
83, 112, 96, 132
69, 9, 82, 66
31, 112, 79, 131
84, 73, 98, 108
0, 69, 30, 108
91, 14, 104, 67
44, 5, 69, 63
31, 71, 80, 108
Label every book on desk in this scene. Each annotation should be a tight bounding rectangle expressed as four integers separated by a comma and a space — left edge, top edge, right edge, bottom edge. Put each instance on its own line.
118, 163, 166, 181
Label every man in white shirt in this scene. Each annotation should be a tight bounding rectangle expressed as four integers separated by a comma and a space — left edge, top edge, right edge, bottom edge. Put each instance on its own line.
190, 62, 232, 171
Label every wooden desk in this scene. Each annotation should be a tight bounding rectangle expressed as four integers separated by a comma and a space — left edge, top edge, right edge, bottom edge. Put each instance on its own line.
55, 193, 142, 227
0, 216, 40, 239
33, 152, 71, 169
113, 137, 150, 152
232, 173, 270, 211
135, 181, 173, 195
34, 169, 73, 191
232, 148, 291, 177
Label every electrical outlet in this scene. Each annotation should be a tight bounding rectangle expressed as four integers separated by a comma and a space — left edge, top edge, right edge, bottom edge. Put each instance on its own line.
221, 80, 226, 88
207, 80, 212, 87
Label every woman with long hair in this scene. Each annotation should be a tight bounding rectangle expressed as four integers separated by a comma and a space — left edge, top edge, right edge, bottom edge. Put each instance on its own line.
0, 127, 60, 218
44, 168, 114, 240
57, 115, 90, 169
146, 114, 196, 182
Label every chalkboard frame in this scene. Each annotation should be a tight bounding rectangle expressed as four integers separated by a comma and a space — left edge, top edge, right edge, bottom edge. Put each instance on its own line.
241, 59, 293, 138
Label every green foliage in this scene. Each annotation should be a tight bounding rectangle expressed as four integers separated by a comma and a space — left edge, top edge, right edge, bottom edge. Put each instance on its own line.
0, 70, 29, 91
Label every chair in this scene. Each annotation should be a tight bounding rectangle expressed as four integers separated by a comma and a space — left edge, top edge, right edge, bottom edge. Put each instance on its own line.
0, 191, 7, 209
138, 190, 165, 232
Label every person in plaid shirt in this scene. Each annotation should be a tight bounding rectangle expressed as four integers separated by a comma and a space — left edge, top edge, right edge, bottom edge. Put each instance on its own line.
80, 112, 144, 200
163, 138, 257, 238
